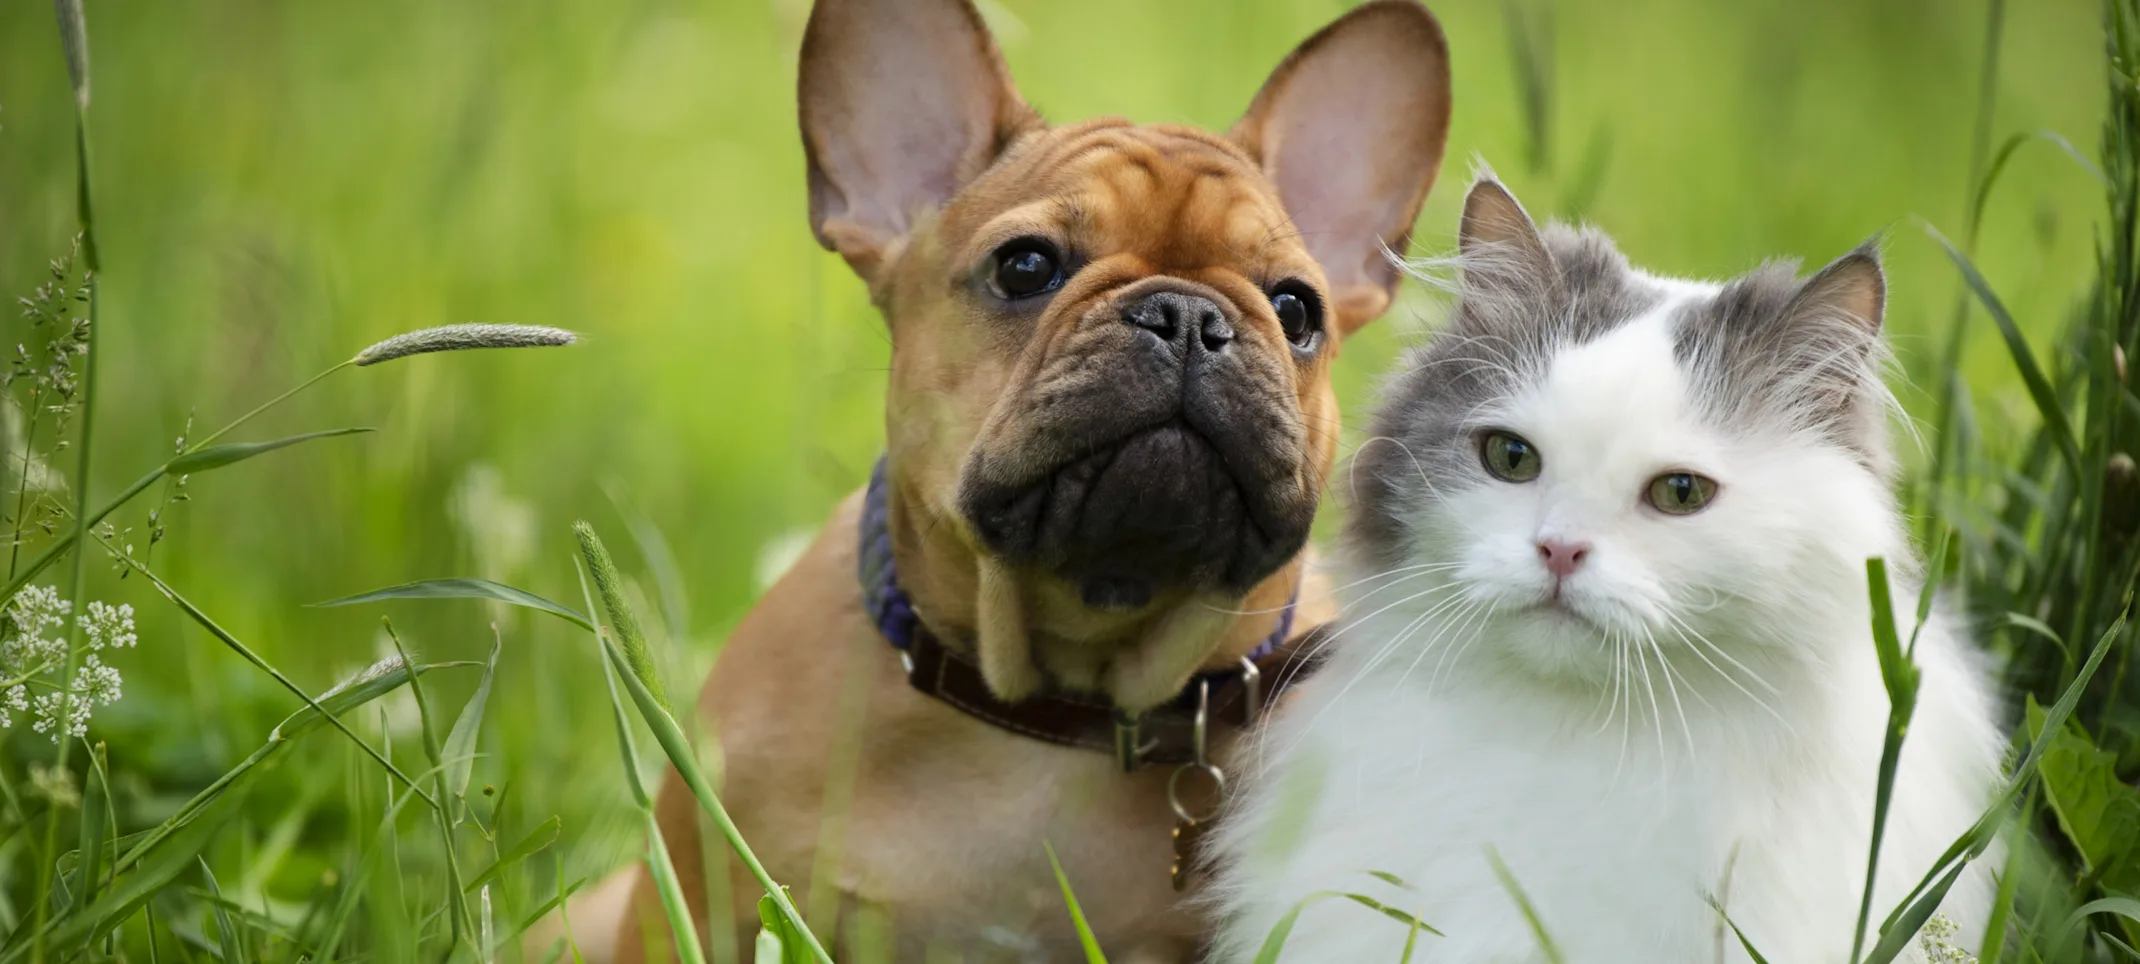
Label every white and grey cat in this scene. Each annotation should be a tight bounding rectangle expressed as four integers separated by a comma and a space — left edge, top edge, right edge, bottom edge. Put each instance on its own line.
1207, 175, 2006, 963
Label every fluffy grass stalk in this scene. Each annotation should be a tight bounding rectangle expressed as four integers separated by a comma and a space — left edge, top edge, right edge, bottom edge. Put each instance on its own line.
573, 523, 831, 964
577, 564, 703, 964
575, 521, 669, 713
352, 324, 576, 367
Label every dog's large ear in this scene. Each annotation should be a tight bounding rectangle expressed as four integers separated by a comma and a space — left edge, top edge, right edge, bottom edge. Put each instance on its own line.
1232, 0, 1452, 335
799, 0, 1041, 284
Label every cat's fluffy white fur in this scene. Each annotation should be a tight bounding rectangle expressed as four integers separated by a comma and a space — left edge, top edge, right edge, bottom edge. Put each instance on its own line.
1206, 181, 2005, 964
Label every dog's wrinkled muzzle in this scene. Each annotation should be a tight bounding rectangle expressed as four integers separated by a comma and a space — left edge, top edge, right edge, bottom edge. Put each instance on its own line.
960, 288, 1314, 608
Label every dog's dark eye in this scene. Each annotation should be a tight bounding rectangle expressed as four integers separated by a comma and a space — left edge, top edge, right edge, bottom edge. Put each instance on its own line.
991, 240, 1064, 299
1269, 283, 1322, 346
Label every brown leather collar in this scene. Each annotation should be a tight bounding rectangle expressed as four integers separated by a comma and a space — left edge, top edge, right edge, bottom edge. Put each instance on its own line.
860, 454, 1330, 771
898, 620, 1332, 771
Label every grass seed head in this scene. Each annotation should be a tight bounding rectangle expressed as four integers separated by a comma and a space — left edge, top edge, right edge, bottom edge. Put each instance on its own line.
53, 0, 90, 111
353, 323, 577, 367
573, 520, 670, 713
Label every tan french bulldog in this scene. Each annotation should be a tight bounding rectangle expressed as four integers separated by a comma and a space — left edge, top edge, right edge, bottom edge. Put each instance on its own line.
589, 1, 1451, 960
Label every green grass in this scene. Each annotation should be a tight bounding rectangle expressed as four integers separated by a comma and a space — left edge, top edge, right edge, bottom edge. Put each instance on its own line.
0, 0, 2134, 959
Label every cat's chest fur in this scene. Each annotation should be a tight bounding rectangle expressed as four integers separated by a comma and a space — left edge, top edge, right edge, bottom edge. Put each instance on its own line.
1209, 612, 1991, 964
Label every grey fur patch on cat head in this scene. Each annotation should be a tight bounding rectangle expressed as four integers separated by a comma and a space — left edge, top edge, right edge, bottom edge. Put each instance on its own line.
1348, 174, 1893, 569
1671, 242, 1892, 472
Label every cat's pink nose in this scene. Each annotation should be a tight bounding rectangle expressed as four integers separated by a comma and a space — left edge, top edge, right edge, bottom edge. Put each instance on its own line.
1536, 539, 1590, 578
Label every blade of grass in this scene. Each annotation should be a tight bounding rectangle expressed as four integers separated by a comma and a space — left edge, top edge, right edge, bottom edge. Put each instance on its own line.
114, 554, 439, 809
1703, 896, 1777, 964
1977, 784, 2034, 964
0, 792, 248, 964
758, 894, 813, 964
442, 634, 501, 811
1043, 842, 1109, 964
313, 578, 592, 631
33, 3, 101, 955
67, 742, 108, 926
1862, 862, 1970, 964
599, 636, 829, 963
462, 816, 560, 893
1, 661, 459, 959
1872, 595, 2132, 942
162, 427, 374, 475
508, 874, 587, 951
575, 522, 831, 963
1914, 0, 2006, 545
582, 563, 706, 962
1487, 846, 1565, 964
197, 859, 250, 964
116, 659, 466, 877
2061, 898, 2140, 942
1248, 890, 1442, 964
601, 480, 693, 642
381, 620, 474, 949
1932, 227, 2085, 476
1852, 558, 1922, 962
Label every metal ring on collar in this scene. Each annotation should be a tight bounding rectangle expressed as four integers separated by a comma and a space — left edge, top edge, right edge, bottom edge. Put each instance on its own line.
1167, 761, 1225, 825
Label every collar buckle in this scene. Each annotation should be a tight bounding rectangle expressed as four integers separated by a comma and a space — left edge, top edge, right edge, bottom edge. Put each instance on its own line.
1112, 709, 1156, 772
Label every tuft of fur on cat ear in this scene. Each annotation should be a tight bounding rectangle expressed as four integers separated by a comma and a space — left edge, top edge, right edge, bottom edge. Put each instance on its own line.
1456, 175, 1554, 297
1787, 240, 1885, 333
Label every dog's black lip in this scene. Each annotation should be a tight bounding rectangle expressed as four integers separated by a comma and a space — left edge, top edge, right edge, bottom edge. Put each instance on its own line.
994, 406, 1291, 532
963, 416, 1305, 600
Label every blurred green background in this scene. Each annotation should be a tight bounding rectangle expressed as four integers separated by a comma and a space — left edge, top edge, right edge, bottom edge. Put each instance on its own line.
0, 0, 2111, 918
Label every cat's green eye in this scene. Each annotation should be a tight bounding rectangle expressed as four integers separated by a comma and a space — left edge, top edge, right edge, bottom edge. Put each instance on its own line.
1480, 431, 1541, 483
1646, 472, 1719, 515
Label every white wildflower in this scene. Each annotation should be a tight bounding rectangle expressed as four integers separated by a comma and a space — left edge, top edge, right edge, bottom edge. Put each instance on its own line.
81, 600, 135, 649
1918, 913, 1977, 964
0, 683, 25, 727
31, 689, 88, 742
3, 585, 71, 674
10, 584, 70, 637
0, 589, 139, 737
73, 652, 121, 704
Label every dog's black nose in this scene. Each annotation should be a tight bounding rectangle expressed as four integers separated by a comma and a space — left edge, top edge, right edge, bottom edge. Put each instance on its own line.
1124, 291, 1231, 354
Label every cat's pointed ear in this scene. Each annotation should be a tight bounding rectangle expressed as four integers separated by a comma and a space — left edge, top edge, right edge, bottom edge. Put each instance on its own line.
1231, 0, 1452, 336
799, 0, 1042, 285
1457, 175, 1553, 294
1787, 241, 1885, 333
